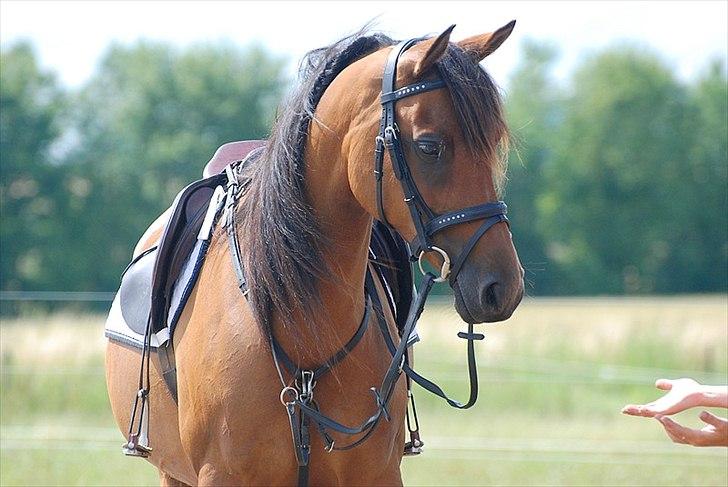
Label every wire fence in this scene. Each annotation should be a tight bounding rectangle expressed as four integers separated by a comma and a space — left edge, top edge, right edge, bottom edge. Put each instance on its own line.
1, 426, 725, 466
2, 362, 725, 386
0, 291, 116, 302
1, 293, 725, 476
1, 292, 725, 385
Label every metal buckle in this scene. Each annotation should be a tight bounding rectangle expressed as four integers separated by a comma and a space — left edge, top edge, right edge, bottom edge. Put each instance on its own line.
398, 354, 406, 373
403, 436, 424, 456
384, 125, 399, 146
225, 164, 239, 188
297, 370, 316, 401
280, 386, 299, 406
418, 246, 451, 283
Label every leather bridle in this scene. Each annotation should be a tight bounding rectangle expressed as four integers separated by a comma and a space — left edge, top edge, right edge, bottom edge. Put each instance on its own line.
222, 38, 512, 487
375, 38, 509, 286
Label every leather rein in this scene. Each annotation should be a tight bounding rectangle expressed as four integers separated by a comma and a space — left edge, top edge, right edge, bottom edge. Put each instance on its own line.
223, 38, 510, 487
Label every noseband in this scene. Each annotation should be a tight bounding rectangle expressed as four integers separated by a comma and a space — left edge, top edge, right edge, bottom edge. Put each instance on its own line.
374, 39, 509, 285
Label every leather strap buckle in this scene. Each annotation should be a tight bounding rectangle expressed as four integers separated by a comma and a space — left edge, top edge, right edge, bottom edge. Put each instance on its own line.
383, 125, 399, 146
224, 164, 239, 188
298, 370, 316, 401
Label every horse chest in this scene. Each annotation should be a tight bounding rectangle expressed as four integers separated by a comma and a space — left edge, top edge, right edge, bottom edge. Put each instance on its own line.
176, 306, 405, 484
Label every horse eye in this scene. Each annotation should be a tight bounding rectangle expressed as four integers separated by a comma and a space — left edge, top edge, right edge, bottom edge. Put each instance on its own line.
416, 140, 444, 159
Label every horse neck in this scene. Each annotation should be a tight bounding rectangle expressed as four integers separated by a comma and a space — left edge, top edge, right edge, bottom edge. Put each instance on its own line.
271, 109, 373, 369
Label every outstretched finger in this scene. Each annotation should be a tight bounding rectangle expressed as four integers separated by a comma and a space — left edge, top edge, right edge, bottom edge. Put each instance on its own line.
622, 404, 656, 417
657, 416, 700, 446
659, 416, 706, 446
655, 379, 673, 391
699, 411, 727, 428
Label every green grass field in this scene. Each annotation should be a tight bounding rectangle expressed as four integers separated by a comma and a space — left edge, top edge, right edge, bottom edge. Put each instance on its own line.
1, 296, 727, 486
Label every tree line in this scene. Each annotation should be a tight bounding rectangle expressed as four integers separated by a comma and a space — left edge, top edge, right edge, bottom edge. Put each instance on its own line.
1, 39, 725, 302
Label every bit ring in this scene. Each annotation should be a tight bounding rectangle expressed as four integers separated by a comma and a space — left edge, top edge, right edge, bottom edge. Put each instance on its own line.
418, 246, 451, 283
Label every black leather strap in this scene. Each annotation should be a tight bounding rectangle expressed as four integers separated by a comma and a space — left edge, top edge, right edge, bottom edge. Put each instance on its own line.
402, 323, 482, 409
368, 271, 482, 409
292, 272, 435, 443
270, 297, 371, 381
225, 185, 248, 295
448, 214, 508, 285
423, 201, 507, 236
374, 138, 389, 226
380, 79, 446, 104
375, 39, 440, 230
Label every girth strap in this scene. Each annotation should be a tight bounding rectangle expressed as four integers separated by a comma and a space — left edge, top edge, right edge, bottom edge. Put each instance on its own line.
157, 341, 178, 403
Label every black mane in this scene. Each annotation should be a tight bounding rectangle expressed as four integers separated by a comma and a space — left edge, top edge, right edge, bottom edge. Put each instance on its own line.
238, 32, 395, 336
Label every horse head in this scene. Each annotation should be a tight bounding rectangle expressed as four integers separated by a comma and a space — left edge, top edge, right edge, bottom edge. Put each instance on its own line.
341, 23, 525, 323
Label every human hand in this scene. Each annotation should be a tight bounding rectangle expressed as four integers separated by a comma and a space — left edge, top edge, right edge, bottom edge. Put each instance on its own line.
654, 411, 728, 447
622, 378, 705, 417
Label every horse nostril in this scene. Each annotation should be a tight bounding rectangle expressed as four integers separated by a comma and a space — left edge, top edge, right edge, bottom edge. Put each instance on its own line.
484, 281, 499, 308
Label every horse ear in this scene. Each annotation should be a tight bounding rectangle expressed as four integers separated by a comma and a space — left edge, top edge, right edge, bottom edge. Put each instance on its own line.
412, 24, 456, 78
457, 20, 516, 62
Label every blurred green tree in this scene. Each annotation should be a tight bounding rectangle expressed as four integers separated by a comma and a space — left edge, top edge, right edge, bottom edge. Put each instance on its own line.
61, 41, 286, 291
504, 40, 562, 295
1, 41, 286, 293
1, 38, 725, 299
0, 43, 67, 291
534, 46, 726, 294
663, 60, 728, 292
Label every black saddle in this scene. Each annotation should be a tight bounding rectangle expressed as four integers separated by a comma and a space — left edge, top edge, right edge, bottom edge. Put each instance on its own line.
119, 141, 267, 338
119, 174, 225, 337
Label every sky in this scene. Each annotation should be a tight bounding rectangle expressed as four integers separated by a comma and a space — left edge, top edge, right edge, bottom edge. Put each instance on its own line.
1, 0, 726, 90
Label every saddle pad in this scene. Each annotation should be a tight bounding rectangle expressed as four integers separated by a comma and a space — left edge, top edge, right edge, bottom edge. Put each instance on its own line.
105, 185, 225, 349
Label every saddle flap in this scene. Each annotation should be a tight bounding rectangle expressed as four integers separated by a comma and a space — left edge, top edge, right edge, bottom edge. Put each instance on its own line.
119, 248, 156, 336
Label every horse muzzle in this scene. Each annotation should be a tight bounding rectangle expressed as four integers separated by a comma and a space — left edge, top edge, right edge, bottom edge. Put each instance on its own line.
452, 267, 524, 324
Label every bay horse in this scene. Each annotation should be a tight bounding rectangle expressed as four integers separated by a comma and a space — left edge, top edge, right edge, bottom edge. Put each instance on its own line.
106, 22, 524, 486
